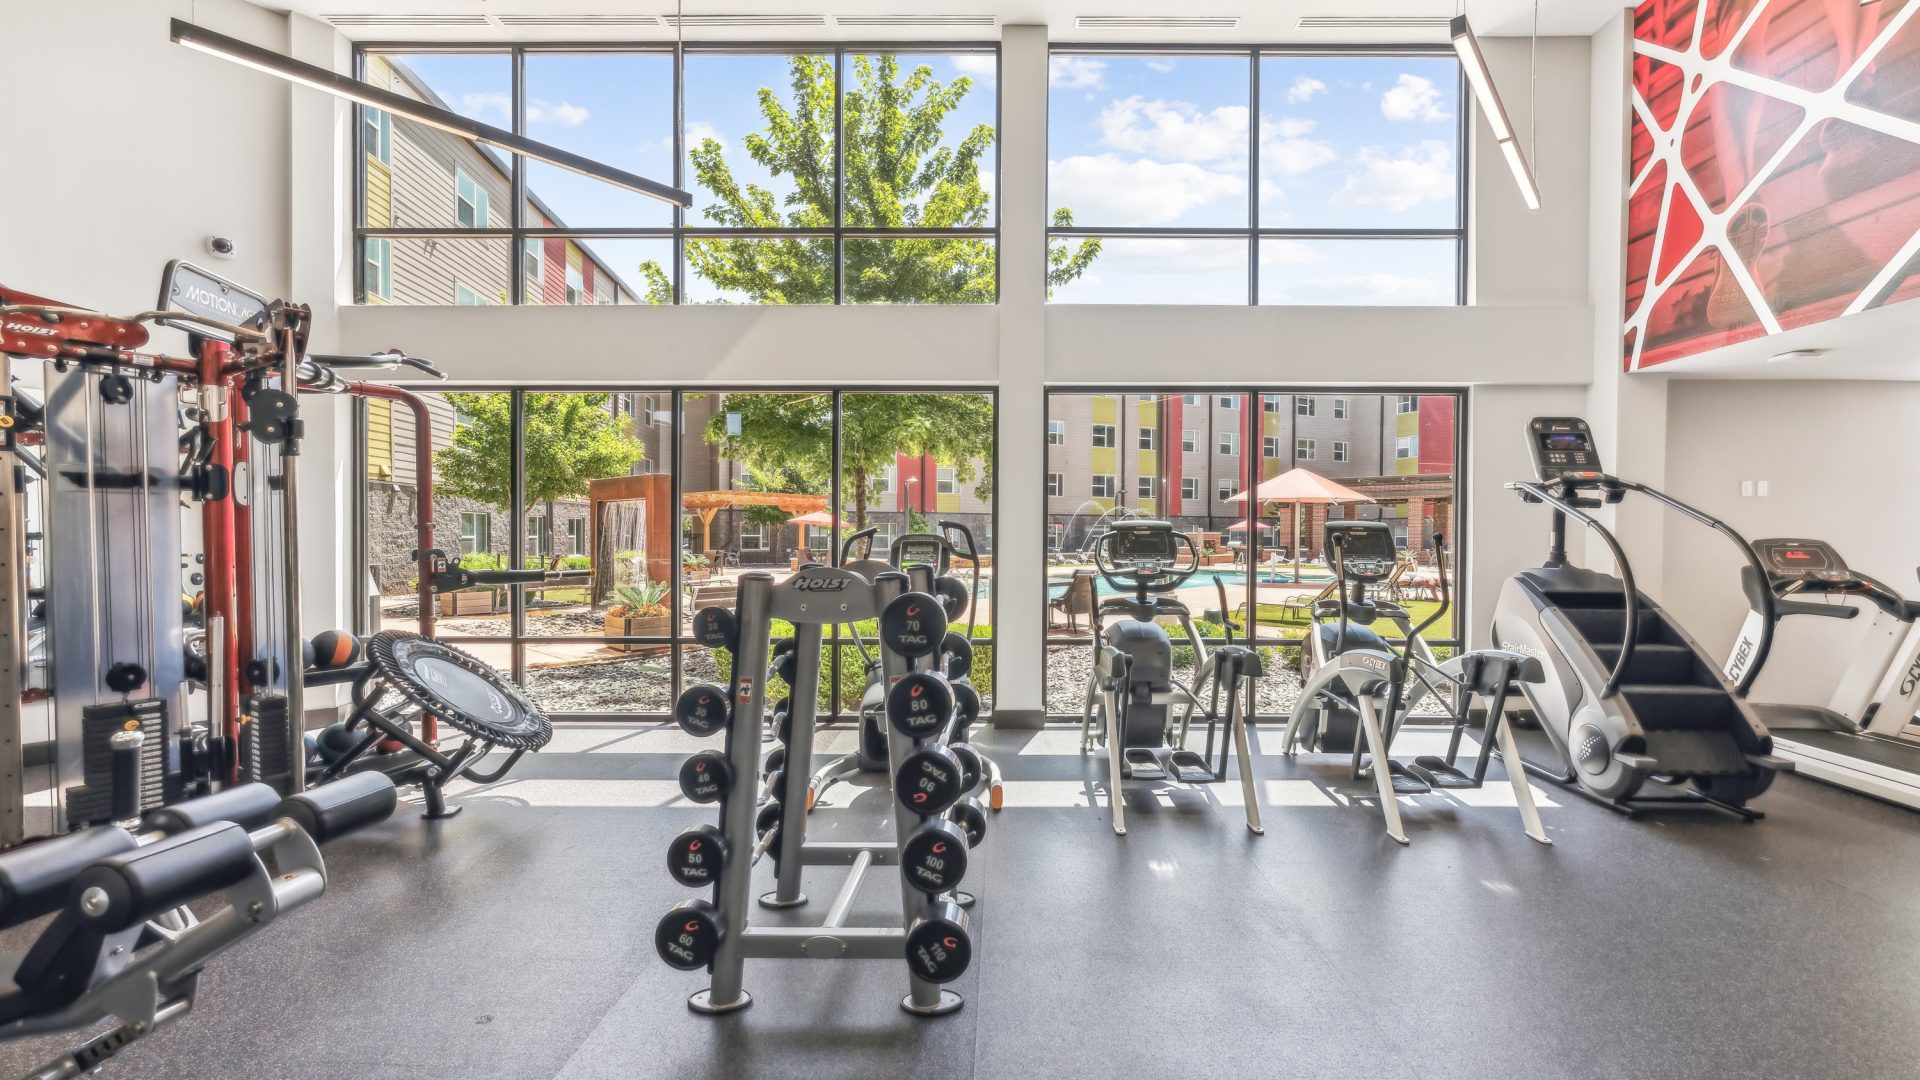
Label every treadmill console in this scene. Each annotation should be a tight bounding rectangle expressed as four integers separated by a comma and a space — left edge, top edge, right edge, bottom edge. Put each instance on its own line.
1753, 537, 1851, 586
1325, 520, 1397, 582
1527, 417, 1605, 482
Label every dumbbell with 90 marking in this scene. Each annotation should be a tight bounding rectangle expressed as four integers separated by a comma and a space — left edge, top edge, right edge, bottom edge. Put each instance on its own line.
895, 744, 966, 816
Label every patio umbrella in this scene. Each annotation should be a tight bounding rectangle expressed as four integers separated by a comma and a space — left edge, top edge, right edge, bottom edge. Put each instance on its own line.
787, 510, 845, 527
1225, 468, 1374, 582
1223, 519, 1274, 532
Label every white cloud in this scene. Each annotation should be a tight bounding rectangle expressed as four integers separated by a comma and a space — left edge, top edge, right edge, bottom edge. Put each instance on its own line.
1257, 116, 1337, 177
1286, 76, 1328, 104
1271, 116, 1317, 138
1269, 271, 1454, 305
1330, 141, 1455, 213
1050, 56, 1107, 90
683, 121, 727, 151
1097, 97, 1250, 163
1048, 154, 1242, 225
1381, 74, 1449, 122
951, 54, 997, 83
461, 91, 511, 120
1146, 59, 1177, 74
1259, 240, 1325, 268
527, 100, 590, 127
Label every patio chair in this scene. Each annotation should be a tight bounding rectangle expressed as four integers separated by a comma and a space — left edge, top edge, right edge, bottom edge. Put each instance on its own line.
1276, 579, 1339, 624
1049, 568, 1097, 633
1382, 555, 1413, 602
688, 578, 738, 614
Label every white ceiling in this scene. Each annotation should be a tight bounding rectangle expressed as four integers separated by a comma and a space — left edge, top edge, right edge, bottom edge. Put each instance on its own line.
277, 0, 1630, 43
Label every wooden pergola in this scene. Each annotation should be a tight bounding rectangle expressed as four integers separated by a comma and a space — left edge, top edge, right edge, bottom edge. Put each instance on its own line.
682, 490, 829, 554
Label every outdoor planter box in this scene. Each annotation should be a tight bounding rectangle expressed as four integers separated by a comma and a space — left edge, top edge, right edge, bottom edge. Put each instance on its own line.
685, 566, 712, 582
605, 612, 671, 655
438, 590, 500, 616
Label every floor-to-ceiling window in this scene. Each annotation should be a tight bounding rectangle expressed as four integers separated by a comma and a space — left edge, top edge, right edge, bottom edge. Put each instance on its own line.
1044, 48, 1467, 305
354, 44, 997, 305
1042, 389, 1463, 718
361, 388, 995, 719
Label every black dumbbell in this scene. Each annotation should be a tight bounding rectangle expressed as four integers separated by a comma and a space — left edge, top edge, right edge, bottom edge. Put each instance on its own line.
770, 697, 793, 743
656, 898, 724, 971
950, 682, 982, 738
770, 639, 799, 686
761, 745, 786, 780
666, 824, 727, 887
674, 684, 731, 738
948, 742, 982, 793
896, 744, 966, 816
938, 632, 973, 681
947, 795, 987, 848
756, 800, 783, 836
904, 899, 972, 983
678, 750, 734, 804
933, 576, 969, 620
879, 592, 947, 658
693, 606, 738, 651
887, 670, 955, 740
901, 816, 970, 895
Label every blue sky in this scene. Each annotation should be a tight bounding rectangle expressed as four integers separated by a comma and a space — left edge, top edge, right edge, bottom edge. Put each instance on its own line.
387, 51, 1452, 305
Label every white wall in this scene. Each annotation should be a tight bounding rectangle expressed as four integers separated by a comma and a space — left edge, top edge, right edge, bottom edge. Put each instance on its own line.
9, 4, 1605, 719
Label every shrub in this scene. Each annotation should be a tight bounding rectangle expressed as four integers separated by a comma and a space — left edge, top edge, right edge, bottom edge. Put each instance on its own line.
557, 554, 591, 571
716, 618, 995, 713
609, 581, 671, 618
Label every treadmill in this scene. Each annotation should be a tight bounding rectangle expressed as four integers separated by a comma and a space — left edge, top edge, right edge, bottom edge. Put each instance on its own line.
1723, 538, 1920, 809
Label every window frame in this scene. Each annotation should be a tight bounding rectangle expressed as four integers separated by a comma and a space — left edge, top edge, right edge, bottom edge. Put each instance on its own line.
936, 467, 958, 495
1047, 472, 1064, 497
1262, 435, 1280, 458
1181, 477, 1200, 500
1137, 427, 1154, 451
364, 237, 392, 302
1046, 419, 1066, 445
1043, 45, 1470, 307
1181, 429, 1198, 453
1136, 475, 1155, 500
1297, 437, 1316, 460
1333, 440, 1349, 462
353, 43, 1000, 306
1091, 423, 1116, 448
458, 511, 491, 555
454, 167, 489, 229
1091, 474, 1117, 499
1296, 397, 1316, 417
1333, 397, 1348, 419
1218, 431, 1239, 456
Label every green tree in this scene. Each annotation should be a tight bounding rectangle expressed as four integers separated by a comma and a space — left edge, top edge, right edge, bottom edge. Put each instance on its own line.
435, 392, 643, 567
702, 393, 994, 533
638, 53, 1099, 303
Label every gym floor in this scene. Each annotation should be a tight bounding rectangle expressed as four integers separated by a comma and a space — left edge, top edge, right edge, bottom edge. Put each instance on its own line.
6, 720, 1920, 1080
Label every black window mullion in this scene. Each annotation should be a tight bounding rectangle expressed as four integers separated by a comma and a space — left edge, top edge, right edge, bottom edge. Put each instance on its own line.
674, 37, 686, 305
1247, 49, 1259, 306
833, 48, 846, 305
511, 46, 527, 305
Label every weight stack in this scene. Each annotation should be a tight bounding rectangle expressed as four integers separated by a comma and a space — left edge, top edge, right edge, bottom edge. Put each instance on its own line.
240, 693, 295, 795
66, 699, 171, 830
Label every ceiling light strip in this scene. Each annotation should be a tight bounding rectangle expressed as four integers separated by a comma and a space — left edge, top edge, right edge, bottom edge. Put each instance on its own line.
1450, 14, 1541, 210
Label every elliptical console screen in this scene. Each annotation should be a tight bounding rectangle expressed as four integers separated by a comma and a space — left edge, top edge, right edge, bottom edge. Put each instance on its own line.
1528, 417, 1603, 481
896, 538, 944, 569
1326, 521, 1396, 580
1108, 523, 1174, 567
1753, 538, 1845, 580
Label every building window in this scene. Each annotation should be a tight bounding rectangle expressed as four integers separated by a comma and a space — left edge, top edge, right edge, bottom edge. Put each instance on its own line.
455, 168, 489, 228
1397, 395, 1418, 414
1297, 438, 1316, 460
1218, 396, 1238, 410
1091, 475, 1116, 499
616, 393, 639, 417
1333, 440, 1349, 462
1091, 424, 1115, 448
739, 522, 768, 551
1181, 477, 1199, 500
566, 264, 584, 306
1263, 436, 1280, 458
525, 516, 548, 559
872, 465, 893, 498
1137, 393, 1157, 402
1397, 435, 1417, 460
1047, 420, 1065, 445
1138, 427, 1154, 451
567, 517, 587, 553
1047, 472, 1064, 497
936, 467, 957, 495
1333, 397, 1348, 419
1216, 479, 1235, 503
453, 282, 491, 306
1181, 430, 1198, 453
1296, 397, 1316, 417
1182, 394, 1201, 406
1218, 431, 1239, 456
364, 239, 391, 302
1048, 521, 1066, 550
524, 238, 543, 298
363, 109, 391, 165
1263, 395, 1281, 413
1136, 476, 1154, 499
458, 511, 490, 555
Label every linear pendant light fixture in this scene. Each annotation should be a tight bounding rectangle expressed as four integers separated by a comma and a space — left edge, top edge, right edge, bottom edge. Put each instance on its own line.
1450, 14, 1541, 210
169, 19, 692, 207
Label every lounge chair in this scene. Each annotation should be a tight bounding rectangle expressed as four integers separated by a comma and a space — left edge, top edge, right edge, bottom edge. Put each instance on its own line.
1049, 568, 1097, 633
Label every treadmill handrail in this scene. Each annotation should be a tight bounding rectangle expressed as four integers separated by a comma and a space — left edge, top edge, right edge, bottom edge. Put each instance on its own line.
1509, 480, 1640, 699
1619, 480, 1775, 695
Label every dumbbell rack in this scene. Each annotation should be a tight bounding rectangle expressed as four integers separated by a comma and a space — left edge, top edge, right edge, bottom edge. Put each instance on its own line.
665, 564, 974, 1017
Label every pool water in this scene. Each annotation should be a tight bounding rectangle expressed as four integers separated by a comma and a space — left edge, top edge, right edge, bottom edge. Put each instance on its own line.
1046, 567, 1332, 600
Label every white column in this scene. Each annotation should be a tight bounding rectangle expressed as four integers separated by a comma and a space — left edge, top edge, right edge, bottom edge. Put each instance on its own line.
991, 25, 1049, 726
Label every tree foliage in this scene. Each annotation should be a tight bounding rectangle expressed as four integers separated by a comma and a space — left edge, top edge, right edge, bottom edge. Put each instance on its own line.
435, 392, 643, 562
701, 392, 994, 531
639, 53, 1099, 303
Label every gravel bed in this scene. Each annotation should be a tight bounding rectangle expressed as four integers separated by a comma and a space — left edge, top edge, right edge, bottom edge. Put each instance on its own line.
433, 611, 608, 638
522, 650, 719, 713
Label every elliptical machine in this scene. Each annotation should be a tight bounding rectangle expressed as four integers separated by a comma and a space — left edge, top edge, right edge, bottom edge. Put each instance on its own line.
1721, 538, 1920, 807
1491, 417, 1793, 819
1078, 519, 1264, 836
1285, 520, 1548, 845
805, 522, 1003, 812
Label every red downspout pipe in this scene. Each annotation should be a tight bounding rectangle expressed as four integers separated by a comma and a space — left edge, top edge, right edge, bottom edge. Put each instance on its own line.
197, 343, 242, 781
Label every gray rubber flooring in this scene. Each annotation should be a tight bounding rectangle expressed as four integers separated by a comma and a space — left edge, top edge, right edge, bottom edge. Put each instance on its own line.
6, 720, 1920, 1079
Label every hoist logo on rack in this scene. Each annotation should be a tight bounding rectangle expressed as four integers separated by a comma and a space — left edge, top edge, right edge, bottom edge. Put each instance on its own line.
792, 575, 851, 593
2, 321, 54, 337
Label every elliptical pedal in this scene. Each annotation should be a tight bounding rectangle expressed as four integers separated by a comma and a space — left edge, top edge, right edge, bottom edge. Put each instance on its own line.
1407, 755, 1476, 789
1165, 749, 1219, 784
1122, 747, 1169, 781
1361, 758, 1432, 795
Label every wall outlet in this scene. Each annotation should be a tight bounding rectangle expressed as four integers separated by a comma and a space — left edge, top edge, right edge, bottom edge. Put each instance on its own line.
1740, 480, 1755, 497
1757, 480, 1769, 497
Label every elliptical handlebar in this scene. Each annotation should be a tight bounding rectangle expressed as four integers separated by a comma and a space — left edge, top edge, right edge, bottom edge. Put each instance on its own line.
836, 527, 878, 567
1090, 524, 1199, 597
1619, 480, 1775, 695
1407, 531, 1452, 644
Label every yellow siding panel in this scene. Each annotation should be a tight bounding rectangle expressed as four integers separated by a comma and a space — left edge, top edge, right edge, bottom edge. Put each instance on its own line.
366, 399, 394, 480
365, 159, 392, 228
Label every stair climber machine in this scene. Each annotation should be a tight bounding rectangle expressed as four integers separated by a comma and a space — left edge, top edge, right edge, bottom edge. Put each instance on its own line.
662, 564, 984, 1016
798, 523, 1003, 814
1492, 417, 1794, 820
1078, 519, 1264, 836
1720, 538, 1920, 808
1284, 520, 1549, 845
